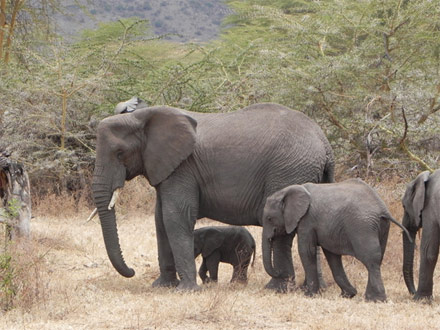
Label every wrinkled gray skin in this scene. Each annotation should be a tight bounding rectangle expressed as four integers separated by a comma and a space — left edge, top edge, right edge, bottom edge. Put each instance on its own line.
262, 179, 410, 302
92, 102, 334, 291
402, 170, 440, 300
194, 226, 256, 284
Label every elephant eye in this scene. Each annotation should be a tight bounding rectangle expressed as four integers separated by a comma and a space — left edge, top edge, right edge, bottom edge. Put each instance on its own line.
116, 151, 123, 160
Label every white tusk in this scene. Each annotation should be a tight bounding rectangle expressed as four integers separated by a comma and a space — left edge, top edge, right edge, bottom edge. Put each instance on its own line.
108, 189, 120, 210
86, 208, 98, 222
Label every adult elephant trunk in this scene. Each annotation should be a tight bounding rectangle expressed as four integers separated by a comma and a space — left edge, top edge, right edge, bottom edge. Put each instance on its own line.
92, 180, 135, 278
262, 231, 280, 278
402, 214, 417, 295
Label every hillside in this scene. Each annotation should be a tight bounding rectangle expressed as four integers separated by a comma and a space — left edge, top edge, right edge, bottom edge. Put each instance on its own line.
55, 0, 231, 42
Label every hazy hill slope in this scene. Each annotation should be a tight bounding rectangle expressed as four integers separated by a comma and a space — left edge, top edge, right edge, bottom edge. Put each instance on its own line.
56, 0, 231, 42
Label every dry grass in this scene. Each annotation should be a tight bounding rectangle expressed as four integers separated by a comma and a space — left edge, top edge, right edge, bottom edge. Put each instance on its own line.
1, 179, 440, 329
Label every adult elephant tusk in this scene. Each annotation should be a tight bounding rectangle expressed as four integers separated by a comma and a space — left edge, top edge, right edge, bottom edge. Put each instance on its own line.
108, 189, 120, 210
86, 208, 98, 222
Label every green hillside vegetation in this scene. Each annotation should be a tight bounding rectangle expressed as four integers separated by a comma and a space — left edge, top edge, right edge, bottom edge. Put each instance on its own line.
0, 0, 439, 199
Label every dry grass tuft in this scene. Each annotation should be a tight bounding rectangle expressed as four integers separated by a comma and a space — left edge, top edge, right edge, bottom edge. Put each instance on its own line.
1, 176, 439, 329
0, 235, 51, 312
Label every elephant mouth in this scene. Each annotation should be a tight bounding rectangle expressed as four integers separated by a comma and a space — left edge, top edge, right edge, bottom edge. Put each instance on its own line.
108, 188, 121, 209
87, 188, 121, 221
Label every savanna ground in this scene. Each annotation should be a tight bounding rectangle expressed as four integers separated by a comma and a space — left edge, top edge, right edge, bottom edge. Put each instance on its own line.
1, 175, 440, 330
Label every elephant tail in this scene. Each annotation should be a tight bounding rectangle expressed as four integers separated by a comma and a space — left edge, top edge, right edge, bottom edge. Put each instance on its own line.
385, 216, 413, 244
322, 156, 335, 183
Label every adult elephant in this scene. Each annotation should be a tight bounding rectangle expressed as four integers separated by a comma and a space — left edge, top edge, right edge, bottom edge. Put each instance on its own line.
91, 102, 334, 291
402, 169, 440, 300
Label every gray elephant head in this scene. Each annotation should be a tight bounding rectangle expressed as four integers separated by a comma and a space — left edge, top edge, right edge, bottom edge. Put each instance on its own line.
262, 186, 311, 278
402, 170, 430, 295
92, 106, 197, 277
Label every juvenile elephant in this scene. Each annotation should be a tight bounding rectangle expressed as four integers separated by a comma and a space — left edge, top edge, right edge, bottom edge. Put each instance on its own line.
91, 101, 335, 291
194, 226, 256, 284
402, 169, 440, 300
262, 178, 411, 302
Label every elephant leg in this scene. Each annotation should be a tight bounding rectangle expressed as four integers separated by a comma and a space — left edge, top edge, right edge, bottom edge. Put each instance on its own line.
264, 233, 295, 292
298, 233, 320, 296
322, 248, 357, 298
315, 248, 327, 289
160, 197, 199, 291
355, 243, 386, 302
415, 223, 439, 300
152, 195, 179, 288
199, 259, 209, 284
299, 249, 326, 291
205, 252, 221, 283
231, 254, 251, 283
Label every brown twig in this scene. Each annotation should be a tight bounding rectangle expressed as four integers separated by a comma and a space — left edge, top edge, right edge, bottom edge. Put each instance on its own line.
399, 107, 434, 172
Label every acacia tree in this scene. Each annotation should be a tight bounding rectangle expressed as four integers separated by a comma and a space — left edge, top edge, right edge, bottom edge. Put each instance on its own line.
219, 0, 440, 174
0, 18, 152, 195
0, 0, 62, 66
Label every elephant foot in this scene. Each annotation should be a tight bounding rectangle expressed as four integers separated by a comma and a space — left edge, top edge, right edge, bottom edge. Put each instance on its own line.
152, 275, 179, 288
300, 278, 327, 290
341, 288, 357, 298
176, 280, 201, 292
413, 293, 433, 302
265, 277, 295, 293
304, 289, 319, 298
365, 292, 387, 302
302, 283, 320, 297
231, 278, 248, 285
318, 275, 327, 289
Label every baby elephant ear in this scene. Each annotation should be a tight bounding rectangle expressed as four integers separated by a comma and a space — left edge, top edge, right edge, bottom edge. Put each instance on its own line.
403, 170, 430, 228
202, 229, 224, 258
283, 186, 311, 234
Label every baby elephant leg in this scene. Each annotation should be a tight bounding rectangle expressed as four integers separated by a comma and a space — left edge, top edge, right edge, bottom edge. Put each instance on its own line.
205, 251, 221, 283
322, 248, 357, 298
231, 250, 252, 283
198, 259, 209, 284
355, 243, 386, 302
298, 234, 320, 296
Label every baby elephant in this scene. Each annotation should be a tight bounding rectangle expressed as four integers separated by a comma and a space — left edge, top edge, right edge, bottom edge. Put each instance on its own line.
262, 178, 411, 302
193, 226, 256, 284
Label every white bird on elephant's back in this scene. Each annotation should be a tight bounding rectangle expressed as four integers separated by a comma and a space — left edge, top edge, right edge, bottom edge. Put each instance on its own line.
114, 97, 148, 114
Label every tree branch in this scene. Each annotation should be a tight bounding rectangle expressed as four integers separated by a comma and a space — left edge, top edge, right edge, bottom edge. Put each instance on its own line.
399, 107, 434, 172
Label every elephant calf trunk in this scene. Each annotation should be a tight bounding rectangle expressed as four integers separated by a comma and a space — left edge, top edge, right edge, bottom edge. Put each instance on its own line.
403, 229, 417, 295
262, 237, 281, 278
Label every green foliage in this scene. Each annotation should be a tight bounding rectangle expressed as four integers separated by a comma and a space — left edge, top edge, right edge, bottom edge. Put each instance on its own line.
0, 253, 15, 311
217, 0, 440, 174
0, 199, 20, 311
1, 0, 440, 197
3, 199, 20, 220
79, 18, 151, 46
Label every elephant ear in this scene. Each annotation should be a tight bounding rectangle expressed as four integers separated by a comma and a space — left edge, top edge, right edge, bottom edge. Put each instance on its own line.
282, 186, 311, 234
402, 171, 430, 228
202, 229, 224, 258
135, 106, 197, 186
